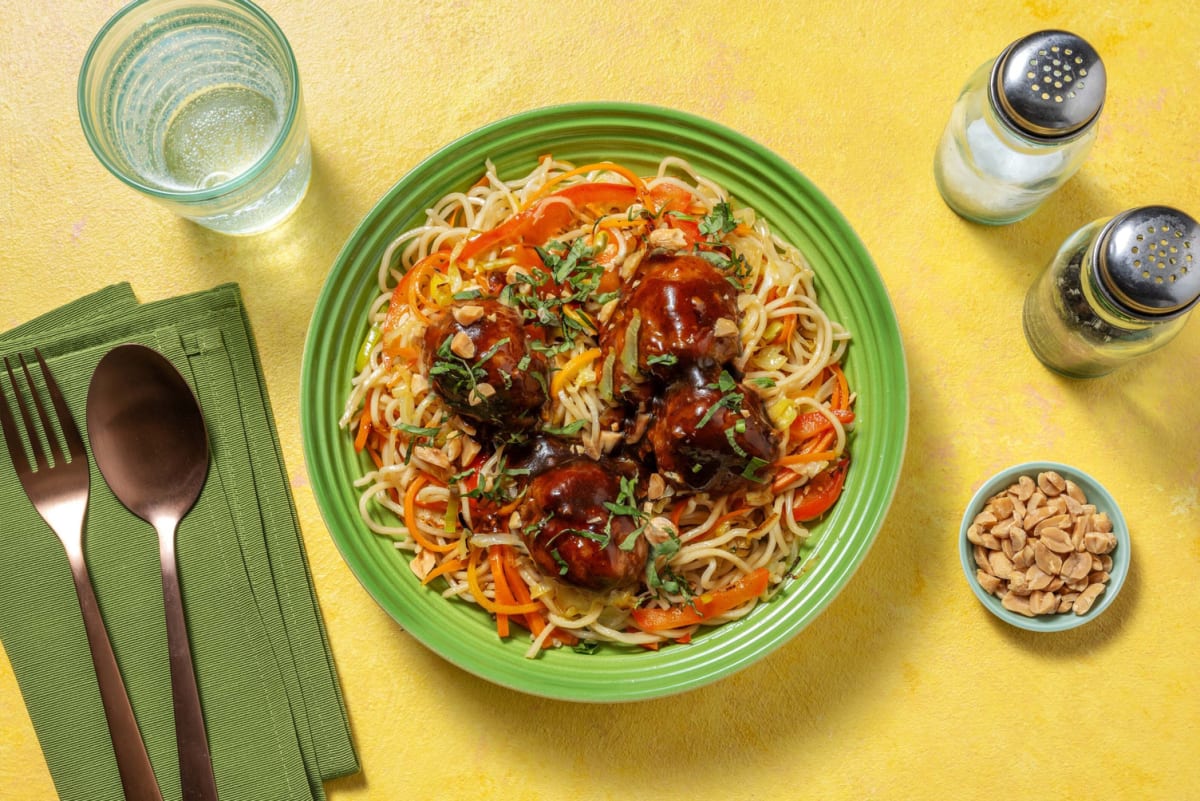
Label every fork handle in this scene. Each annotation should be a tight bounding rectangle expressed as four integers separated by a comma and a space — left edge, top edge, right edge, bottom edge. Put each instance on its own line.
70, 558, 165, 801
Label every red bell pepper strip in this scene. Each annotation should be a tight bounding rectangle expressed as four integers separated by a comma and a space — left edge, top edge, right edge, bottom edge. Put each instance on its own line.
789, 408, 856, 441
791, 457, 849, 522
631, 567, 770, 632
458, 182, 638, 262
645, 182, 693, 214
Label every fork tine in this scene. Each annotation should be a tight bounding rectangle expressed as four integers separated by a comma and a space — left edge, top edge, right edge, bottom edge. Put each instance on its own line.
17, 354, 56, 470
5, 355, 48, 471
0, 358, 29, 472
34, 349, 86, 464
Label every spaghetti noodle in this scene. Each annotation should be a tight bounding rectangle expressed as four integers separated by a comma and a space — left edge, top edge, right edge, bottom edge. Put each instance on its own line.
340, 156, 854, 656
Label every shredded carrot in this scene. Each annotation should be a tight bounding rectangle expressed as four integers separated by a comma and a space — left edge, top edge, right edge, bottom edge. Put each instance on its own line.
500, 551, 546, 640
366, 445, 384, 470
499, 550, 576, 648
830, 363, 850, 411
420, 557, 465, 586
550, 347, 602, 396
386, 345, 420, 364
402, 251, 449, 326
771, 468, 799, 493
713, 506, 753, 532
597, 215, 648, 231
670, 500, 688, 534
488, 546, 518, 638
776, 312, 797, 346
404, 476, 459, 554
776, 449, 841, 467
466, 546, 541, 616
800, 429, 836, 455
527, 161, 647, 204
353, 407, 371, 452
795, 371, 825, 399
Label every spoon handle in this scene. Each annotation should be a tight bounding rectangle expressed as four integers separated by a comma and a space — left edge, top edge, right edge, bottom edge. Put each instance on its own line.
159, 529, 219, 801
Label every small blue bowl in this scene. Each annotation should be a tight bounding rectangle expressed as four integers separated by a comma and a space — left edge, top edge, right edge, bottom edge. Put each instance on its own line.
959, 461, 1130, 632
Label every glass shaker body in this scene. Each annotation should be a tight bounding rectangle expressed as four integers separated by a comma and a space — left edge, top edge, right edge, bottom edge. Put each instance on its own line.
934, 61, 1098, 225
1023, 216, 1193, 378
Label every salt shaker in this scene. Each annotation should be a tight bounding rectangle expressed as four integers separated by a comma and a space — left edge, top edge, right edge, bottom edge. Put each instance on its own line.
1023, 206, 1200, 378
934, 30, 1106, 225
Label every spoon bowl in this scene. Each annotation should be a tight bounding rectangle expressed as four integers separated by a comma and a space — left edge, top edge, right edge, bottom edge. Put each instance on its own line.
87, 343, 218, 801
87, 346, 209, 525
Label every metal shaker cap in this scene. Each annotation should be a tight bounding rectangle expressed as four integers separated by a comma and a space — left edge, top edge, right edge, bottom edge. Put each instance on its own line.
989, 30, 1105, 140
1094, 206, 1200, 318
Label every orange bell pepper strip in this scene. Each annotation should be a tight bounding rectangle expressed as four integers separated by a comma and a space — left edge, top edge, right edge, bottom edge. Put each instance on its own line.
631, 567, 770, 632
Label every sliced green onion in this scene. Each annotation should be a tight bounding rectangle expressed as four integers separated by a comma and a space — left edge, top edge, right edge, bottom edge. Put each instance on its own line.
355, 322, 382, 371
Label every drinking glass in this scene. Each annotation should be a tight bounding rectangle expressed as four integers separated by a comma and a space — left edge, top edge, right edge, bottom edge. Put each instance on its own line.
78, 0, 311, 235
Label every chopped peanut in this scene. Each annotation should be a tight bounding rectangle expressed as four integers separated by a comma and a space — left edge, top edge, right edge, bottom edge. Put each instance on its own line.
968, 471, 1119, 617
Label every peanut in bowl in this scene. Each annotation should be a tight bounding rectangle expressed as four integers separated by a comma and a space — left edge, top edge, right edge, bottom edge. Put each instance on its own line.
958, 461, 1130, 633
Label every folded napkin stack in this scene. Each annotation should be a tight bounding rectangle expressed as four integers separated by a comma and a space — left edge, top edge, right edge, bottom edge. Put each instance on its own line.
0, 284, 358, 800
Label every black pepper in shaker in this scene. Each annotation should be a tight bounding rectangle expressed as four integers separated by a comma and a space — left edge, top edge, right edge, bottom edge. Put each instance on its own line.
1022, 206, 1200, 377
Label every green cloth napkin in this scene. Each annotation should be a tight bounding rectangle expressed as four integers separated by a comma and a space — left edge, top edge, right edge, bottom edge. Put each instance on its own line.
0, 284, 358, 801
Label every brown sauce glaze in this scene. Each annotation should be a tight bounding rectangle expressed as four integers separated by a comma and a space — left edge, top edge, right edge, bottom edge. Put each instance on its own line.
601, 253, 740, 397
423, 299, 548, 428
518, 457, 648, 591
644, 366, 778, 494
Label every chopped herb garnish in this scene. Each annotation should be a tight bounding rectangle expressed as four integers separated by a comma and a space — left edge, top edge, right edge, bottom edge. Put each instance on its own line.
602, 475, 643, 519
394, 421, 441, 437
428, 336, 480, 399
474, 336, 510, 367
697, 390, 744, 430
393, 419, 442, 464
750, 376, 777, 389
741, 456, 770, 483
699, 201, 737, 240
542, 419, 587, 437
646, 353, 678, 367
573, 640, 601, 655
712, 370, 738, 392
724, 426, 749, 458
644, 533, 691, 599
562, 527, 611, 548
463, 452, 531, 506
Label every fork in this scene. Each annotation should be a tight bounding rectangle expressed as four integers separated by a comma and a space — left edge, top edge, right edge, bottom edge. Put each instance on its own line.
0, 350, 164, 801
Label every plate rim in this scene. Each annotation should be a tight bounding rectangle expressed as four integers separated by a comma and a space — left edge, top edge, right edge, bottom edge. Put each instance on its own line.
300, 100, 910, 701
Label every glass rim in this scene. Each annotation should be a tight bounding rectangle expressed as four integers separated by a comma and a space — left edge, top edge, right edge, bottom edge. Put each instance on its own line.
76, 0, 303, 203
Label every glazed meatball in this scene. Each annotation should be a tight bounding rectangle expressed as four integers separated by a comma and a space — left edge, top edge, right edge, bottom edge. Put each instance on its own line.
518, 458, 648, 591
423, 299, 548, 427
646, 367, 778, 494
600, 253, 740, 392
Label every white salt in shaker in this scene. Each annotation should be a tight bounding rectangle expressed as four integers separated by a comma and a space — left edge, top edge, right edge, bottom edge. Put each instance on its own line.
934, 30, 1105, 225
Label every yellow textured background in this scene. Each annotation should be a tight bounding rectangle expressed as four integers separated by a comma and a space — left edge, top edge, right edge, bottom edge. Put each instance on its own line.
3, 1, 1198, 799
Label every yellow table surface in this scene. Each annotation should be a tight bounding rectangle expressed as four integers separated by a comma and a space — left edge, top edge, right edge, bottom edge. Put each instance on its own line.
3, 2, 1198, 799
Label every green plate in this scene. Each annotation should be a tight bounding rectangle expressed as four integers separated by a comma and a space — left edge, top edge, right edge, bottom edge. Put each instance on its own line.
300, 102, 908, 702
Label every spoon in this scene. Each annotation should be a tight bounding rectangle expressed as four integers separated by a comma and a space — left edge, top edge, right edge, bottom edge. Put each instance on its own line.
86, 344, 219, 801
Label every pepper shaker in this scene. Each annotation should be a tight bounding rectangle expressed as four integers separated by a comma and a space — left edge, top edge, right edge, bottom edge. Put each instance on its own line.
1023, 206, 1200, 377
934, 30, 1106, 225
